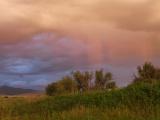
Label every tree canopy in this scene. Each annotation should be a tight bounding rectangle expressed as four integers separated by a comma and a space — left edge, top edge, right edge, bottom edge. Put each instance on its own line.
134, 62, 160, 83
46, 70, 116, 96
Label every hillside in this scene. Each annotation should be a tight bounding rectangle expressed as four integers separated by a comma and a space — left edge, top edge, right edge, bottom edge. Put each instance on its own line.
0, 85, 38, 95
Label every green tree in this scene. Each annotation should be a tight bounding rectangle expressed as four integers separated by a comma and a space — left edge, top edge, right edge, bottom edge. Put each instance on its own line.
95, 69, 104, 88
134, 62, 160, 83
95, 69, 114, 89
59, 76, 77, 92
72, 71, 93, 92
72, 71, 83, 91
84, 71, 93, 90
45, 82, 59, 96
46, 76, 77, 96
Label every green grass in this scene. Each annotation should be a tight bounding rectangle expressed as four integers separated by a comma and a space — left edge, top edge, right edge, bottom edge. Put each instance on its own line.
0, 82, 160, 120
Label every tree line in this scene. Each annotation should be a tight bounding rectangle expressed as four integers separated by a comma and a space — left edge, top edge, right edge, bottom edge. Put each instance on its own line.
46, 62, 160, 96
46, 70, 116, 96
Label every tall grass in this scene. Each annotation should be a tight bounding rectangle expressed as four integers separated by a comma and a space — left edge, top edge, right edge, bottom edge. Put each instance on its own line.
0, 81, 160, 120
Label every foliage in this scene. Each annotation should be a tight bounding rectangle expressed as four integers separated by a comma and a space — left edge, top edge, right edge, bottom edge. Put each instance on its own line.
45, 83, 59, 96
72, 71, 93, 91
59, 76, 77, 93
134, 62, 160, 83
105, 81, 117, 89
46, 69, 116, 95
1, 81, 160, 120
46, 76, 77, 96
95, 69, 113, 89
1, 62, 160, 119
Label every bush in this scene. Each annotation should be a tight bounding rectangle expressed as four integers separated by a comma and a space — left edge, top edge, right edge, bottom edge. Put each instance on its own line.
46, 83, 58, 96
46, 76, 77, 96
59, 76, 77, 93
43, 81, 160, 111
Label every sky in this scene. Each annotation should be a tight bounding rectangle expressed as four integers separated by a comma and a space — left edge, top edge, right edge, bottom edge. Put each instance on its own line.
0, 0, 160, 89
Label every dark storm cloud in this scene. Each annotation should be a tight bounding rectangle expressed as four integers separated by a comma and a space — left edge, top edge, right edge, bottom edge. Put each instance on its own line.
0, 0, 160, 89
0, 33, 88, 75
0, 32, 90, 88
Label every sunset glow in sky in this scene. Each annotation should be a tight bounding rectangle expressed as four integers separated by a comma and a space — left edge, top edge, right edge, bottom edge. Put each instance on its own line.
0, 0, 160, 89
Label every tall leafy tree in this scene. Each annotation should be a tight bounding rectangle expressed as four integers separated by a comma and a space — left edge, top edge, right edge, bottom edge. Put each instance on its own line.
134, 62, 160, 83
72, 71, 93, 92
84, 71, 93, 90
59, 76, 77, 92
95, 69, 104, 88
95, 69, 114, 89
72, 71, 84, 91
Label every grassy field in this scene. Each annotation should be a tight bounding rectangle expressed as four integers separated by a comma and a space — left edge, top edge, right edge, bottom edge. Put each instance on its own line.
0, 82, 160, 120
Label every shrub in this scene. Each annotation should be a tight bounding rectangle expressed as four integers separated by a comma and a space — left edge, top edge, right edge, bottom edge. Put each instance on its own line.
45, 83, 59, 96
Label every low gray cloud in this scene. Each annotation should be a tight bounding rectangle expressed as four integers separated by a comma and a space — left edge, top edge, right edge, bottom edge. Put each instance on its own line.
0, 32, 91, 89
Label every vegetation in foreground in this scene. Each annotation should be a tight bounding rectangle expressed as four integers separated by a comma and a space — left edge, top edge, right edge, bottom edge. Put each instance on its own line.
0, 81, 160, 120
0, 62, 160, 120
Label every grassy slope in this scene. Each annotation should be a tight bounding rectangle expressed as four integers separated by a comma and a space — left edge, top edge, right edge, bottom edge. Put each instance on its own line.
0, 82, 160, 120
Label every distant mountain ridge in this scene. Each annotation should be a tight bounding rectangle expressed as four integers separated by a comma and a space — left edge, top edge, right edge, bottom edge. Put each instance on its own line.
0, 85, 38, 95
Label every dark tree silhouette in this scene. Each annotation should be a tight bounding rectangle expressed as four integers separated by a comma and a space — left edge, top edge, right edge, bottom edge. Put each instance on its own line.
95, 69, 114, 89
134, 62, 160, 83
72, 71, 93, 92
46, 83, 59, 96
